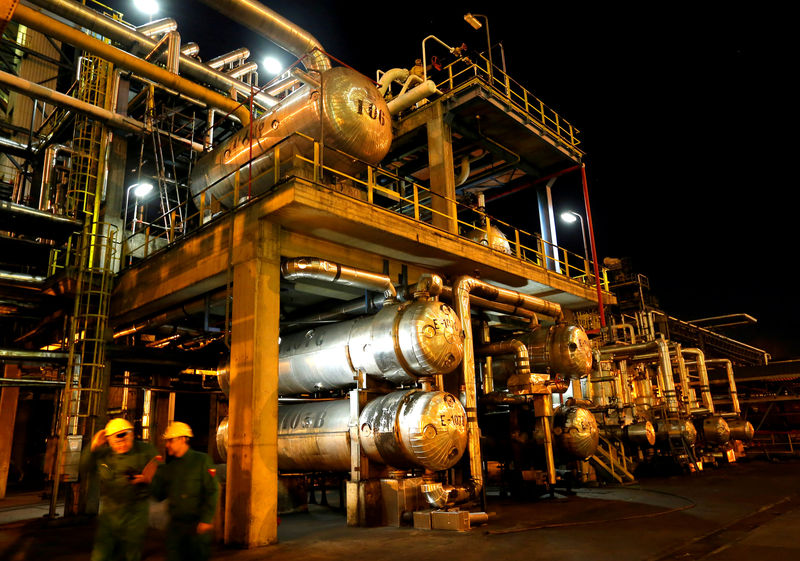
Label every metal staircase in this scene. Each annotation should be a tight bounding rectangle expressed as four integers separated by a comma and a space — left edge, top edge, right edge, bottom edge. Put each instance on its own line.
590, 434, 636, 484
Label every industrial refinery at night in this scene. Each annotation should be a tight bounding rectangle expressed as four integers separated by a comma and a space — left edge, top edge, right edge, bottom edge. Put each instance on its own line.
1, 1, 797, 560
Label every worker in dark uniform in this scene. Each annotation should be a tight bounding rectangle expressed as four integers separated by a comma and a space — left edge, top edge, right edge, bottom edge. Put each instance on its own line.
80, 417, 158, 561
152, 421, 220, 561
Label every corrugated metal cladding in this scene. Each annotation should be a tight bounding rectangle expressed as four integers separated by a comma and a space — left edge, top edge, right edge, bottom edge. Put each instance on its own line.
9, 26, 61, 136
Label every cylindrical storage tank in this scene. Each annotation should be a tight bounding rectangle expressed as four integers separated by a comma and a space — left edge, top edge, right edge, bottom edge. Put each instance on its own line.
727, 418, 754, 442
215, 416, 228, 460
359, 390, 467, 471
278, 400, 352, 471
700, 416, 731, 445
190, 66, 392, 206
656, 419, 697, 445
552, 406, 599, 460
467, 225, 512, 254
526, 325, 593, 380
278, 300, 463, 395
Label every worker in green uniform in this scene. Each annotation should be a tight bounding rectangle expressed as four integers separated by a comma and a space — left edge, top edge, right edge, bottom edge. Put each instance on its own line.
152, 421, 220, 561
80, 417, 158, 561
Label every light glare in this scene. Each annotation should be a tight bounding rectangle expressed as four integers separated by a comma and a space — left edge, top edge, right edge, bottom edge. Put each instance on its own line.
263, 57, 283, 76
134, 0, 159, 16
133, 182, 154, 198
560, 211, 578, 223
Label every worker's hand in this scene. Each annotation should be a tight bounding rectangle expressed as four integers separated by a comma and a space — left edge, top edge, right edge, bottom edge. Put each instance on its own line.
196, 522, 213, 535
129, 473, 149, 485
90, 430, 107, 451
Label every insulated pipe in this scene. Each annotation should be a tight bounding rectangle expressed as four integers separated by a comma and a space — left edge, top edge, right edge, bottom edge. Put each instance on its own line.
609, 322, 636, 344
281, 257, 397, 301
11, 5, 252, 126
135, 17, 177, 37
265, 75, 300, 96
39, 144, 73, 211
197, 0, 330, 72
455, 156, 471, 187
290, 67, 320, 89
225, 61, 258, 80
0, 70, 204, 152
453, 276, 563, 497
475, 340, 530, 377
113, 290, 228, 339
181, 42, 199, 57
682, 348, 715, 414
378, 68, 410, 96
599, 339, 679, 414
673, 344, 695, 415
386, 80, 438, 115
23, 0, 277, 108
165, 31, 181, 74
1, 69, 146, 133
207, 48, 251, 70
705, 358, 740, 415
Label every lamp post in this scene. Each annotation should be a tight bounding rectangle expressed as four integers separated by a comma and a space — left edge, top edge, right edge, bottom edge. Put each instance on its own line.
560, 210, 589, 264
464, 13, 493, 86
124, 182, 153, 234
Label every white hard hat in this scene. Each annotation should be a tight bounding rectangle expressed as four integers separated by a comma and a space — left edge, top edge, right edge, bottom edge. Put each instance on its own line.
105, 418, 133, 436
163, 421, 193, 440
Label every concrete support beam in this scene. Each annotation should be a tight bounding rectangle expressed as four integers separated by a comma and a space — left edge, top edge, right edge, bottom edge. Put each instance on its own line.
0, 364, 21, 498
426, 103, 458, 234
225, 220, 280, 547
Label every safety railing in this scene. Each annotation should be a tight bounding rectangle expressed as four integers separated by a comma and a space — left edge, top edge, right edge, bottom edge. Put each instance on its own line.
119, 132, 609, 294
434, 54, 583, 157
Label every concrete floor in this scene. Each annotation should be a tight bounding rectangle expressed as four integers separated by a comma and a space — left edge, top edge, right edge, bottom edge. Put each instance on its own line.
1, 458, 798, 561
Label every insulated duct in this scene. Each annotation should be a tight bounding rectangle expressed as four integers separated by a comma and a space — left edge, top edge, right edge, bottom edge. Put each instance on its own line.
11, 4, 251, 126
197, 0, 330, 72
23, 0, 277, 108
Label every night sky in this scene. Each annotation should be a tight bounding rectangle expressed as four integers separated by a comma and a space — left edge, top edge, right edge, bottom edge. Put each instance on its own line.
103, 1, 795, 358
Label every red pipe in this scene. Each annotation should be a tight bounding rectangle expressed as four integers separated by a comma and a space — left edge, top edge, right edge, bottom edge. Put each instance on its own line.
581, 163, 606, 327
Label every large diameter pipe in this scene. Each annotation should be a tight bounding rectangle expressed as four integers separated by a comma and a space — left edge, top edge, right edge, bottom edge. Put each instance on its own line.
1, 69, 143, 133
207, 48, 251, 70
278, 300, 463, 395
218, 390, 467, 472
198, 0, 330, 72
135, 18, 177, 37
12, 4, 251, 126
24, 0, 277, 108
386, 80, 438, 115
682, 348, 715, 414
282, 257, 397, 300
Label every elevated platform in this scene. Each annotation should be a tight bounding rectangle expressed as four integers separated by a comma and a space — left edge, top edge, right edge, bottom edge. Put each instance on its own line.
111, 177, 613, 326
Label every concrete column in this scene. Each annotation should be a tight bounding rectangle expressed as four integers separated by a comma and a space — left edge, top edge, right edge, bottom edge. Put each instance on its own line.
225, 220, 280, 547
0, 364, 21, 498
426, 103, 458, 234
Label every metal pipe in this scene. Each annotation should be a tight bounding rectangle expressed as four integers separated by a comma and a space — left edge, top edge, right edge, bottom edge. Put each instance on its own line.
181, 42, 199, 57
601, 340, 679, 414
135, 17, 177, 37
475, 340, 530, 377
197, 0, 330, 72
580, 164, 605, 326
673, 344, 695, 415
207, 48, 251, 70
682, 348, 715, 414
281, 257, 397, 301
452, 276, 563, 497
705, 358, 740, 415
387, 80, 438, 115
113, 290, 227, 339
38, 144, 70, 211
377, 68, 409, 96
165, 31, 181, 74
0, 71, 204, 153
264, 75, 300, 97
290, 67, 320, 89
11, 5, 252, 126
224, 61, 258, 80
609, 322, 636, 344
1, 69, 147, 133
23, 0, 277, 108
0, 270, 46, 284
455, 155, 471, 187
0, 348, 68, 362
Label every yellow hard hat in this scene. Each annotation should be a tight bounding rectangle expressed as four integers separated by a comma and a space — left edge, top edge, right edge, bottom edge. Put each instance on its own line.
163, 421, 193, 440
105, 418, 133, 436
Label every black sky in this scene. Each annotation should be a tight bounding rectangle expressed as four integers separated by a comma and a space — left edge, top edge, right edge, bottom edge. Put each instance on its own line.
106, 1, 795, 358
